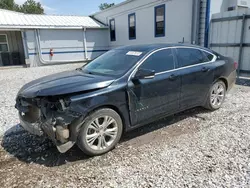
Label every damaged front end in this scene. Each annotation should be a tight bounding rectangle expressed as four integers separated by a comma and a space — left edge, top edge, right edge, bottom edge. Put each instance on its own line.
15, 96, 82, 153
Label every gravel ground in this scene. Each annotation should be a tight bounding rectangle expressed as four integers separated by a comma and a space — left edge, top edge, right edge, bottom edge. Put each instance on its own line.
0, 65, 250, 187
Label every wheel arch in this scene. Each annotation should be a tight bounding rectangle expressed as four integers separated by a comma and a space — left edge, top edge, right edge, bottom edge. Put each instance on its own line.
217, 77, 228, 91
76, 104, 126, 156
85, 104, 127, 133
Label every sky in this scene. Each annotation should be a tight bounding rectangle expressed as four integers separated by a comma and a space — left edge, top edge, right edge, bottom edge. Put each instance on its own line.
15, 0, 124, 15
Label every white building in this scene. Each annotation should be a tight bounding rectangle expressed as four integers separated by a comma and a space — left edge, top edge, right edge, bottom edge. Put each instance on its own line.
0, 0, 249, 67
92, 0, 250, 48
0, 9, 109, 67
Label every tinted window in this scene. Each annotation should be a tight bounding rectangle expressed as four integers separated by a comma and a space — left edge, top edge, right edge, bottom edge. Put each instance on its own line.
82, 50, 145, 77
211, 50, 221, 59
177, 48, 208, 68
129, 13, 136, 39
110, 19, 116, 41
203, 51, 214, 61
155, 5, 165, 37
140, 49, 174, 73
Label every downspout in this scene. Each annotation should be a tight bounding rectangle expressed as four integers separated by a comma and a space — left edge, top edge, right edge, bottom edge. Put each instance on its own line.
237, 14, 246, 77
191, 0, 201, 45
204, 0, 211, 47
82, 27, 88, 60
35, 29, 87, 65
21, 30, 30, 66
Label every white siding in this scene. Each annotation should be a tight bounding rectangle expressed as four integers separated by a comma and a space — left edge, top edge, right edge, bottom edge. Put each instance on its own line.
210, 9, 250, 71
26, 29, 109, 67
93, 0, 193, 48
26, 30, 37, 66
39, 29, 85, 62
86, 29, 110, 59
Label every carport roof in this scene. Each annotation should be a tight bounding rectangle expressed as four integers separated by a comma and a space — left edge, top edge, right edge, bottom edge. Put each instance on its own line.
0, 9, 107, 29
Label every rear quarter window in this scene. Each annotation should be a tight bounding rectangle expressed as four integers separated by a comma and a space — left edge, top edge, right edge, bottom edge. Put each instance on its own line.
176, 48, 209, 68
202, 51, 215, 61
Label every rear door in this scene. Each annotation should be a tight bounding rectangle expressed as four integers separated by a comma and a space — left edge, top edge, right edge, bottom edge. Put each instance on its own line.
175, 47, 215, 109
127, 48, 181, 126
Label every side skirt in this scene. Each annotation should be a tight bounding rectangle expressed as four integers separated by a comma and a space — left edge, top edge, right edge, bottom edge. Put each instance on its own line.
125, 104, 201, 133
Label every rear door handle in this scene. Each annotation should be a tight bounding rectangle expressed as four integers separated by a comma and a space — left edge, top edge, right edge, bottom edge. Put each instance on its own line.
169, 74, 178, 81
201, 67, 210, 72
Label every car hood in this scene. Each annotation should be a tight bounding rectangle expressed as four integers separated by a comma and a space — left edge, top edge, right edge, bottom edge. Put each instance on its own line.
18, 70, 115, 98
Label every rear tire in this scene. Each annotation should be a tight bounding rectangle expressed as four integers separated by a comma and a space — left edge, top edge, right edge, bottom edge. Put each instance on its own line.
77, 108, 123, 156
204, 80, 226, 110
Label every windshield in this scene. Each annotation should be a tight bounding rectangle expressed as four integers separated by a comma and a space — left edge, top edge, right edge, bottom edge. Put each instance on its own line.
81, 49, 145, 77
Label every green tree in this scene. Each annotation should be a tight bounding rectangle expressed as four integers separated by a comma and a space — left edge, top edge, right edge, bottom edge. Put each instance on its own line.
20, 0, 44, 14
0, 0, 19, 11
99, 3, 115, 10
0, 0, 44, 14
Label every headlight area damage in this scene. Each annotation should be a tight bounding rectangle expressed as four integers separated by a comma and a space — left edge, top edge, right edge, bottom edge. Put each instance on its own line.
15, 96, 82, 153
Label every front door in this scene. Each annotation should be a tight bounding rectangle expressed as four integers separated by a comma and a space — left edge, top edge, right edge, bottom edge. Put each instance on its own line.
127, 48, 181, 126
175, 47, 215, 109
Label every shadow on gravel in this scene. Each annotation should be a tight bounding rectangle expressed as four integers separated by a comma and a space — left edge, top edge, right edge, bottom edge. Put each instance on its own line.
1, 107, 208, 167
236, 78, 250, 87
121, 107, 209, 143
1, 124, 89, 167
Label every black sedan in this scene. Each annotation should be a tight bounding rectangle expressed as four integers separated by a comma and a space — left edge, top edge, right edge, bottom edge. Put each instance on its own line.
15, 44, 237, 156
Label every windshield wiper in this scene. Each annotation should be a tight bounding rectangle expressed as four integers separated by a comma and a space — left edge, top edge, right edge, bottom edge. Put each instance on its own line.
76, 68, 94, 75
83, 70, 95, 75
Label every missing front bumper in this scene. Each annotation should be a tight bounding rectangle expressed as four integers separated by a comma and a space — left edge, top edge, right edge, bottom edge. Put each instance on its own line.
19, 113, 77, 153
19, 113, 44, 136
16, 96, 83, 153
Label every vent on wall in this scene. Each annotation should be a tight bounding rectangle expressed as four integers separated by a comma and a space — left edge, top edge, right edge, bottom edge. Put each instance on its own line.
228, 6, 236, 11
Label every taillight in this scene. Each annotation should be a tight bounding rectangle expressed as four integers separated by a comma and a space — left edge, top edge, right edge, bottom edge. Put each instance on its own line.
234, 62, 238, 70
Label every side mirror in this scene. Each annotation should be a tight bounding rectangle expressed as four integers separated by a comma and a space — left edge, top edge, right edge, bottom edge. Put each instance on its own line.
133, 68, 155, 80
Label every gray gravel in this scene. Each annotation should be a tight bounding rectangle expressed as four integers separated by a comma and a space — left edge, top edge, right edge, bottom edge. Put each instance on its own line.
0, 65, 250, 187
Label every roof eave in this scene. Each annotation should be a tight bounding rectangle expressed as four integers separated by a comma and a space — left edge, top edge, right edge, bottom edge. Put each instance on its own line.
90, 0, 136, 16
0, 25, 108, 30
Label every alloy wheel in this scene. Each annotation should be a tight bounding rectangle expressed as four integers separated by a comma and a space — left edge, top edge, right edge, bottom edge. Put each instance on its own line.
210, 82, 225, 108
85, 116, 118, 151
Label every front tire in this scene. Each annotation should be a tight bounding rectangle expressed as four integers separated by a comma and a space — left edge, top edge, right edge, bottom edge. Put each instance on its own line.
204, 80, 226, 110
77, 108, 123, 156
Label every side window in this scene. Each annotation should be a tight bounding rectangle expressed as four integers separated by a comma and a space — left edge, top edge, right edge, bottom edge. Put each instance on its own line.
203, 51, 214, 61
109, 19, 116, 41
140, 49, 174, 73
176, 48, 209, 68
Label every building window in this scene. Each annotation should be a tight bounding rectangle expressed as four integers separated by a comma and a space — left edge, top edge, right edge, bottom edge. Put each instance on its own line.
155, 4, 165, 37
128, 13, 136, 40
0, 34, 9, 52
109, 19, 116, 41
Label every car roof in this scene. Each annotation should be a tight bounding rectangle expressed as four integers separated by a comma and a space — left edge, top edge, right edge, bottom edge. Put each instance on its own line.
114, 43, 213, 53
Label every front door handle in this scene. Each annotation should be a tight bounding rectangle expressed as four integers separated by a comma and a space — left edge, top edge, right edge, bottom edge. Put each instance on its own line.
201, 67, 210, 72
169, 74, 178, 81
